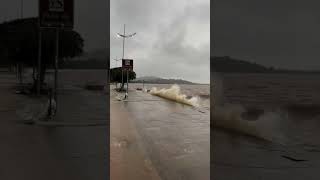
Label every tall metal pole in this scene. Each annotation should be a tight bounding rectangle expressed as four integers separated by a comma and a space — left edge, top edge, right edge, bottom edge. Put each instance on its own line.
54, 28, 59, 113
122, 24, 125, 59
37, 28, 42, 95
121, 24, 125, 88
117, 24, 135, 93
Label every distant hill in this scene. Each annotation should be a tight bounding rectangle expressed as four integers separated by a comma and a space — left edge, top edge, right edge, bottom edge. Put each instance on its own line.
60, 49, 108, 69
72, 49, 108, 61
60, 59, 108, 69
211, 56, 320, 73
132, 76, 195, 84
211, 56, 272, 73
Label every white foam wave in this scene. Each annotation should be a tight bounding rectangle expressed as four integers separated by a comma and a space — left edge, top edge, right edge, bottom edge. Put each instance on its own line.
212, 104, 287, 144
150, 84, 200, 107
211, 74, 287, 144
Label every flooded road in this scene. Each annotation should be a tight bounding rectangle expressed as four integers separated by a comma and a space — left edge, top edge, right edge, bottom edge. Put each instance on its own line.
0, 70, 108, 180
110, 86, 210, 180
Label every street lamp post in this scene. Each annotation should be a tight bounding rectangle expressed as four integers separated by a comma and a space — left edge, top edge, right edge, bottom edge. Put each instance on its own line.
117, 24, 136, 95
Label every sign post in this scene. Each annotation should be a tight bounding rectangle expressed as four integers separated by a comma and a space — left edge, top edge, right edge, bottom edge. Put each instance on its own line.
126, 70, 129, 95
122, 59, 133, 98
54, 29, 59, 105
37, 27, 42, 95
39, 0, 74, 114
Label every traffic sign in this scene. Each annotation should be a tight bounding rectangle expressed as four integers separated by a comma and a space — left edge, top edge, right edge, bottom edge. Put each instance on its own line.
39, 0, 74, 28
122, 59, 133, 71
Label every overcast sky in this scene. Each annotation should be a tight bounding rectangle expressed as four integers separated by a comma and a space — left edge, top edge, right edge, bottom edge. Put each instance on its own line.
213, 0, 320, 70
111, 0, 210, 83
2, 0, 320, 80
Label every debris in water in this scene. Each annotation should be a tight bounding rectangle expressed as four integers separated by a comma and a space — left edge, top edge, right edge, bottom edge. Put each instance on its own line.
281, 155, 308, 162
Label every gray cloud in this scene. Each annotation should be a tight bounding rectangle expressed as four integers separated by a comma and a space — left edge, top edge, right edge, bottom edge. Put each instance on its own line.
213, 0, 320, 70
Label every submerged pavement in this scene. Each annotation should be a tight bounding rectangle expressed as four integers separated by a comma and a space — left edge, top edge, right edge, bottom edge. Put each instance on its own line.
0, 70, 108, 180
110, 87, 210, 180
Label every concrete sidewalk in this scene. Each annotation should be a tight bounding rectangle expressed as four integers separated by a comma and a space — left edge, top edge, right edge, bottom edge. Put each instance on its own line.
0, 71, 108, 180
110, 89, 162, 180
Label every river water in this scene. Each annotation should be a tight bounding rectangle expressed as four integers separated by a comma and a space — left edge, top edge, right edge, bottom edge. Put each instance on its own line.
212, 72, 320, 180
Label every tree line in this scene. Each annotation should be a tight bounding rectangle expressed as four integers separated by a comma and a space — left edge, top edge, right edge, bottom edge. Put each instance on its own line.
0, 17, 84, 91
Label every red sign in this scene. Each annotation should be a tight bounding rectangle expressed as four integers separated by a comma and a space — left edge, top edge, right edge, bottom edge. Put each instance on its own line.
122, 59, 133, 71
39, 0, 74, 28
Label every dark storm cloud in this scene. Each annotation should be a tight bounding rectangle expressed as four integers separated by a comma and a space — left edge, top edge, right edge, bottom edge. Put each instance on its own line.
213, 0, 320, 70
111, 0, 210, 83
152, 13, 209, 67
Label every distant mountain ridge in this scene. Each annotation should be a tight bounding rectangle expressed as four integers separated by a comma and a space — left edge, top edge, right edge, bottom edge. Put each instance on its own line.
132, 76, 196, 84
60, 49, 108, 69
72, 49, 108, 61
211, 56, 320, 73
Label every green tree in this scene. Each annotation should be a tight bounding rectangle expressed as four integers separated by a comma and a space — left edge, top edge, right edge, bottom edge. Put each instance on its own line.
0, 18, 84, 91
110, 67, 136, 91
